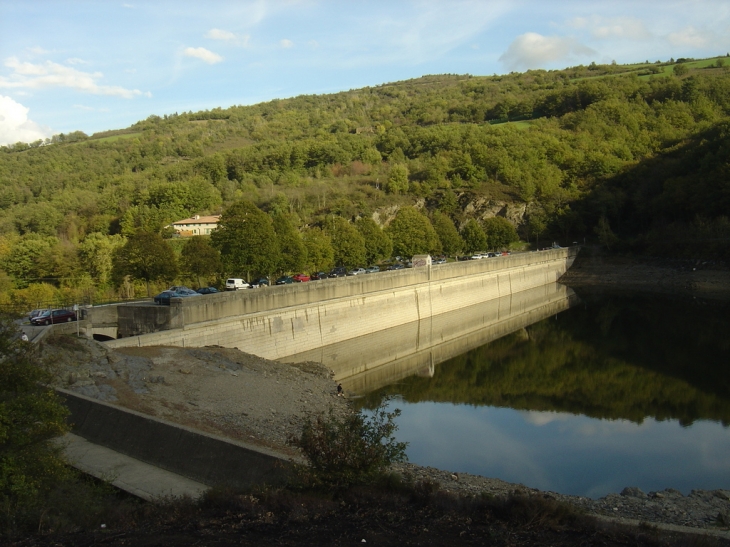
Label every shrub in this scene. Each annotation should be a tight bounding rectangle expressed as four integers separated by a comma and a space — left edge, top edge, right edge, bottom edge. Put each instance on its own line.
0, 315, 70, 533
292, 401, 408, 489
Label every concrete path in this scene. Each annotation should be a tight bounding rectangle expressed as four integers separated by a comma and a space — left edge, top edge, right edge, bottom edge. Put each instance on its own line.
59, 433, 210, 502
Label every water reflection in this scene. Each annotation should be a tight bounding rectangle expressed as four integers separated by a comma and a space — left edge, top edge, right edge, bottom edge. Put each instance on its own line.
282, 282, 579, 396
283, 285, 730, 497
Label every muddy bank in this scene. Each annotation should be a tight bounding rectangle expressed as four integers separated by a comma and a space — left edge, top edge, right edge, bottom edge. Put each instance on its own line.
560, 249, 730, 301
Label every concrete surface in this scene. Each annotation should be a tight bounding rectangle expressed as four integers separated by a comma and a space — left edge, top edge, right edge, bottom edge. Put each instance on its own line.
59, 433, 209, 501
58, 388, 296, 490
106, 248, 577, 359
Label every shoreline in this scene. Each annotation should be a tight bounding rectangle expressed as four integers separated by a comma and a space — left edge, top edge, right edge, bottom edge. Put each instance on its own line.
559, 250, 730, 301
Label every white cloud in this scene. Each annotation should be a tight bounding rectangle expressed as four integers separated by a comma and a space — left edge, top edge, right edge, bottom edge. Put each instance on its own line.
0, 95, 51, 146
183, 47, 223, 64
566, 16, 651, 40
206, 28, 236, 42
280, 39, 293, 49
0, 57, 148, 98
66, 57, 89, 65
667, 26, 711, 48
28, 46, 50, 56
205, 28, 250, 47
499, 33, 595, 71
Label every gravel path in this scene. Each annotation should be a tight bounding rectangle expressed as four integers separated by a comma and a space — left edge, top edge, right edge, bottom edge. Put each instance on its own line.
42, 334, 730, 537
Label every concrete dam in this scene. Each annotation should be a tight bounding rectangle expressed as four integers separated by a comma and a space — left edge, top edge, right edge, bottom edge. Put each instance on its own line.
61, 248, 579, 498
102, 248, 578, 363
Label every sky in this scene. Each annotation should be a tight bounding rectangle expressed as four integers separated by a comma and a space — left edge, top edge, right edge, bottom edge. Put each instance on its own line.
1, 0, 729, 146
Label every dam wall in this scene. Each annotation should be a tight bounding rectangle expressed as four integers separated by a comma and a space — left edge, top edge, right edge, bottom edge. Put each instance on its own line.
106, 248, 577, 361
282, 282, 579, 395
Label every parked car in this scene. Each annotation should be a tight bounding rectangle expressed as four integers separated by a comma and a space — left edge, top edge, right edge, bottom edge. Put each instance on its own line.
292, 273, 310, 282
432, 258, 447, 264
365, 266, 380, 274
328, 267, 347, 278
275, 275, 294, 285
225, 278, 251, 290
154, 290, 196, 304
28, 308, 47, 320
387, 263, 405, 270
169, 286, 198, 295
196, 286, 219, 294
250, 277, 269, 288
30, 308, 77, 325
310, 271, 327, 281
347, 267, 366, 276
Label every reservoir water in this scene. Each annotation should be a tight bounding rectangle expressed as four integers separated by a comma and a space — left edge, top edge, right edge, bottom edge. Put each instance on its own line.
284, 283, 730, 498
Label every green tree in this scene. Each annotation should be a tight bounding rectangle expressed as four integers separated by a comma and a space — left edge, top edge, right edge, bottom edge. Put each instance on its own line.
528, 210, 547, 250
438, 188, 459, 216
211, 201, 280, 278
673, 63, 689, 77
386, 206, 441, 257
112, 231, 178, 296
180, 236, 222, 288
460, 219, 487, 253
302, 227, 334, 272
355, 217, 392, 266
0, 316, 70, 526
3, 235, 59, 288
293, 400, 407, 489
385, 164, 409, 195
272, 213, 307, 274
432, 211, 464, 256
594, 215, 619, 250
77, 233, 125, 286
326, 216, 366, 269
483, 216, 519, 250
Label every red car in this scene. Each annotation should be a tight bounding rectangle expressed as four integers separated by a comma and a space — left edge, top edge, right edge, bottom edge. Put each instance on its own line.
30, 308, 77, 326
292, 273, 310, 282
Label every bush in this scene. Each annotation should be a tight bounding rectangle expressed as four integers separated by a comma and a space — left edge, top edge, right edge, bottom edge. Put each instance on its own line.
292, 401, 408, 489
0, 315, 70, 533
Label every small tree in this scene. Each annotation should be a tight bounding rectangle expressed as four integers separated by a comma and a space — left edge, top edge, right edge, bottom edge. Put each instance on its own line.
211, 200, 280, 279
292, 401, 408, 489
673, 63, 688, 77
355, 217, 392, 265
460, 219, 487, 253
181, 236, 222, 288
386, 206, 441, 257
272, 213, 307, 274
432, 211, 464, 256
112, 231, 178, 296
326, 216, 366, 269
483, 216, 519, 250
385, 164, 409, 195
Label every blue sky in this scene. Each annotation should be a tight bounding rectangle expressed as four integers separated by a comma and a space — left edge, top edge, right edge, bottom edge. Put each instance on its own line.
1, 0, 728, 145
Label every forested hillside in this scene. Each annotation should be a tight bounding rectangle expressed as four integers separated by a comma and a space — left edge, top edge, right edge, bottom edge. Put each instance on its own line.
1, 56, 728, 309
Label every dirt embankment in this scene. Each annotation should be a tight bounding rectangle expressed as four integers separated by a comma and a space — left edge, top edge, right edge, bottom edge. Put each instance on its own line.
560, 249, 730, 301
45, 338, 350, 457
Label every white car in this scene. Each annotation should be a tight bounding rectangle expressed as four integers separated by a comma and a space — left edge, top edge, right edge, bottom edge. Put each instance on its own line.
225, 278, 251, 290
347, 268, 366, 276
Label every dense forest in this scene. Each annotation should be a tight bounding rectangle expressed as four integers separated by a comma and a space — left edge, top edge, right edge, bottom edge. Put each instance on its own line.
1, 56, 729, 309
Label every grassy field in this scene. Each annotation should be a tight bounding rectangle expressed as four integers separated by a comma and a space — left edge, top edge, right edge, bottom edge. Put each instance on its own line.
89, 132, 142, 143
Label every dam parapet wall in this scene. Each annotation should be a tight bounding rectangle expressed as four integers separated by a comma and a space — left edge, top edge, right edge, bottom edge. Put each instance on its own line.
106, 248, 577, 361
